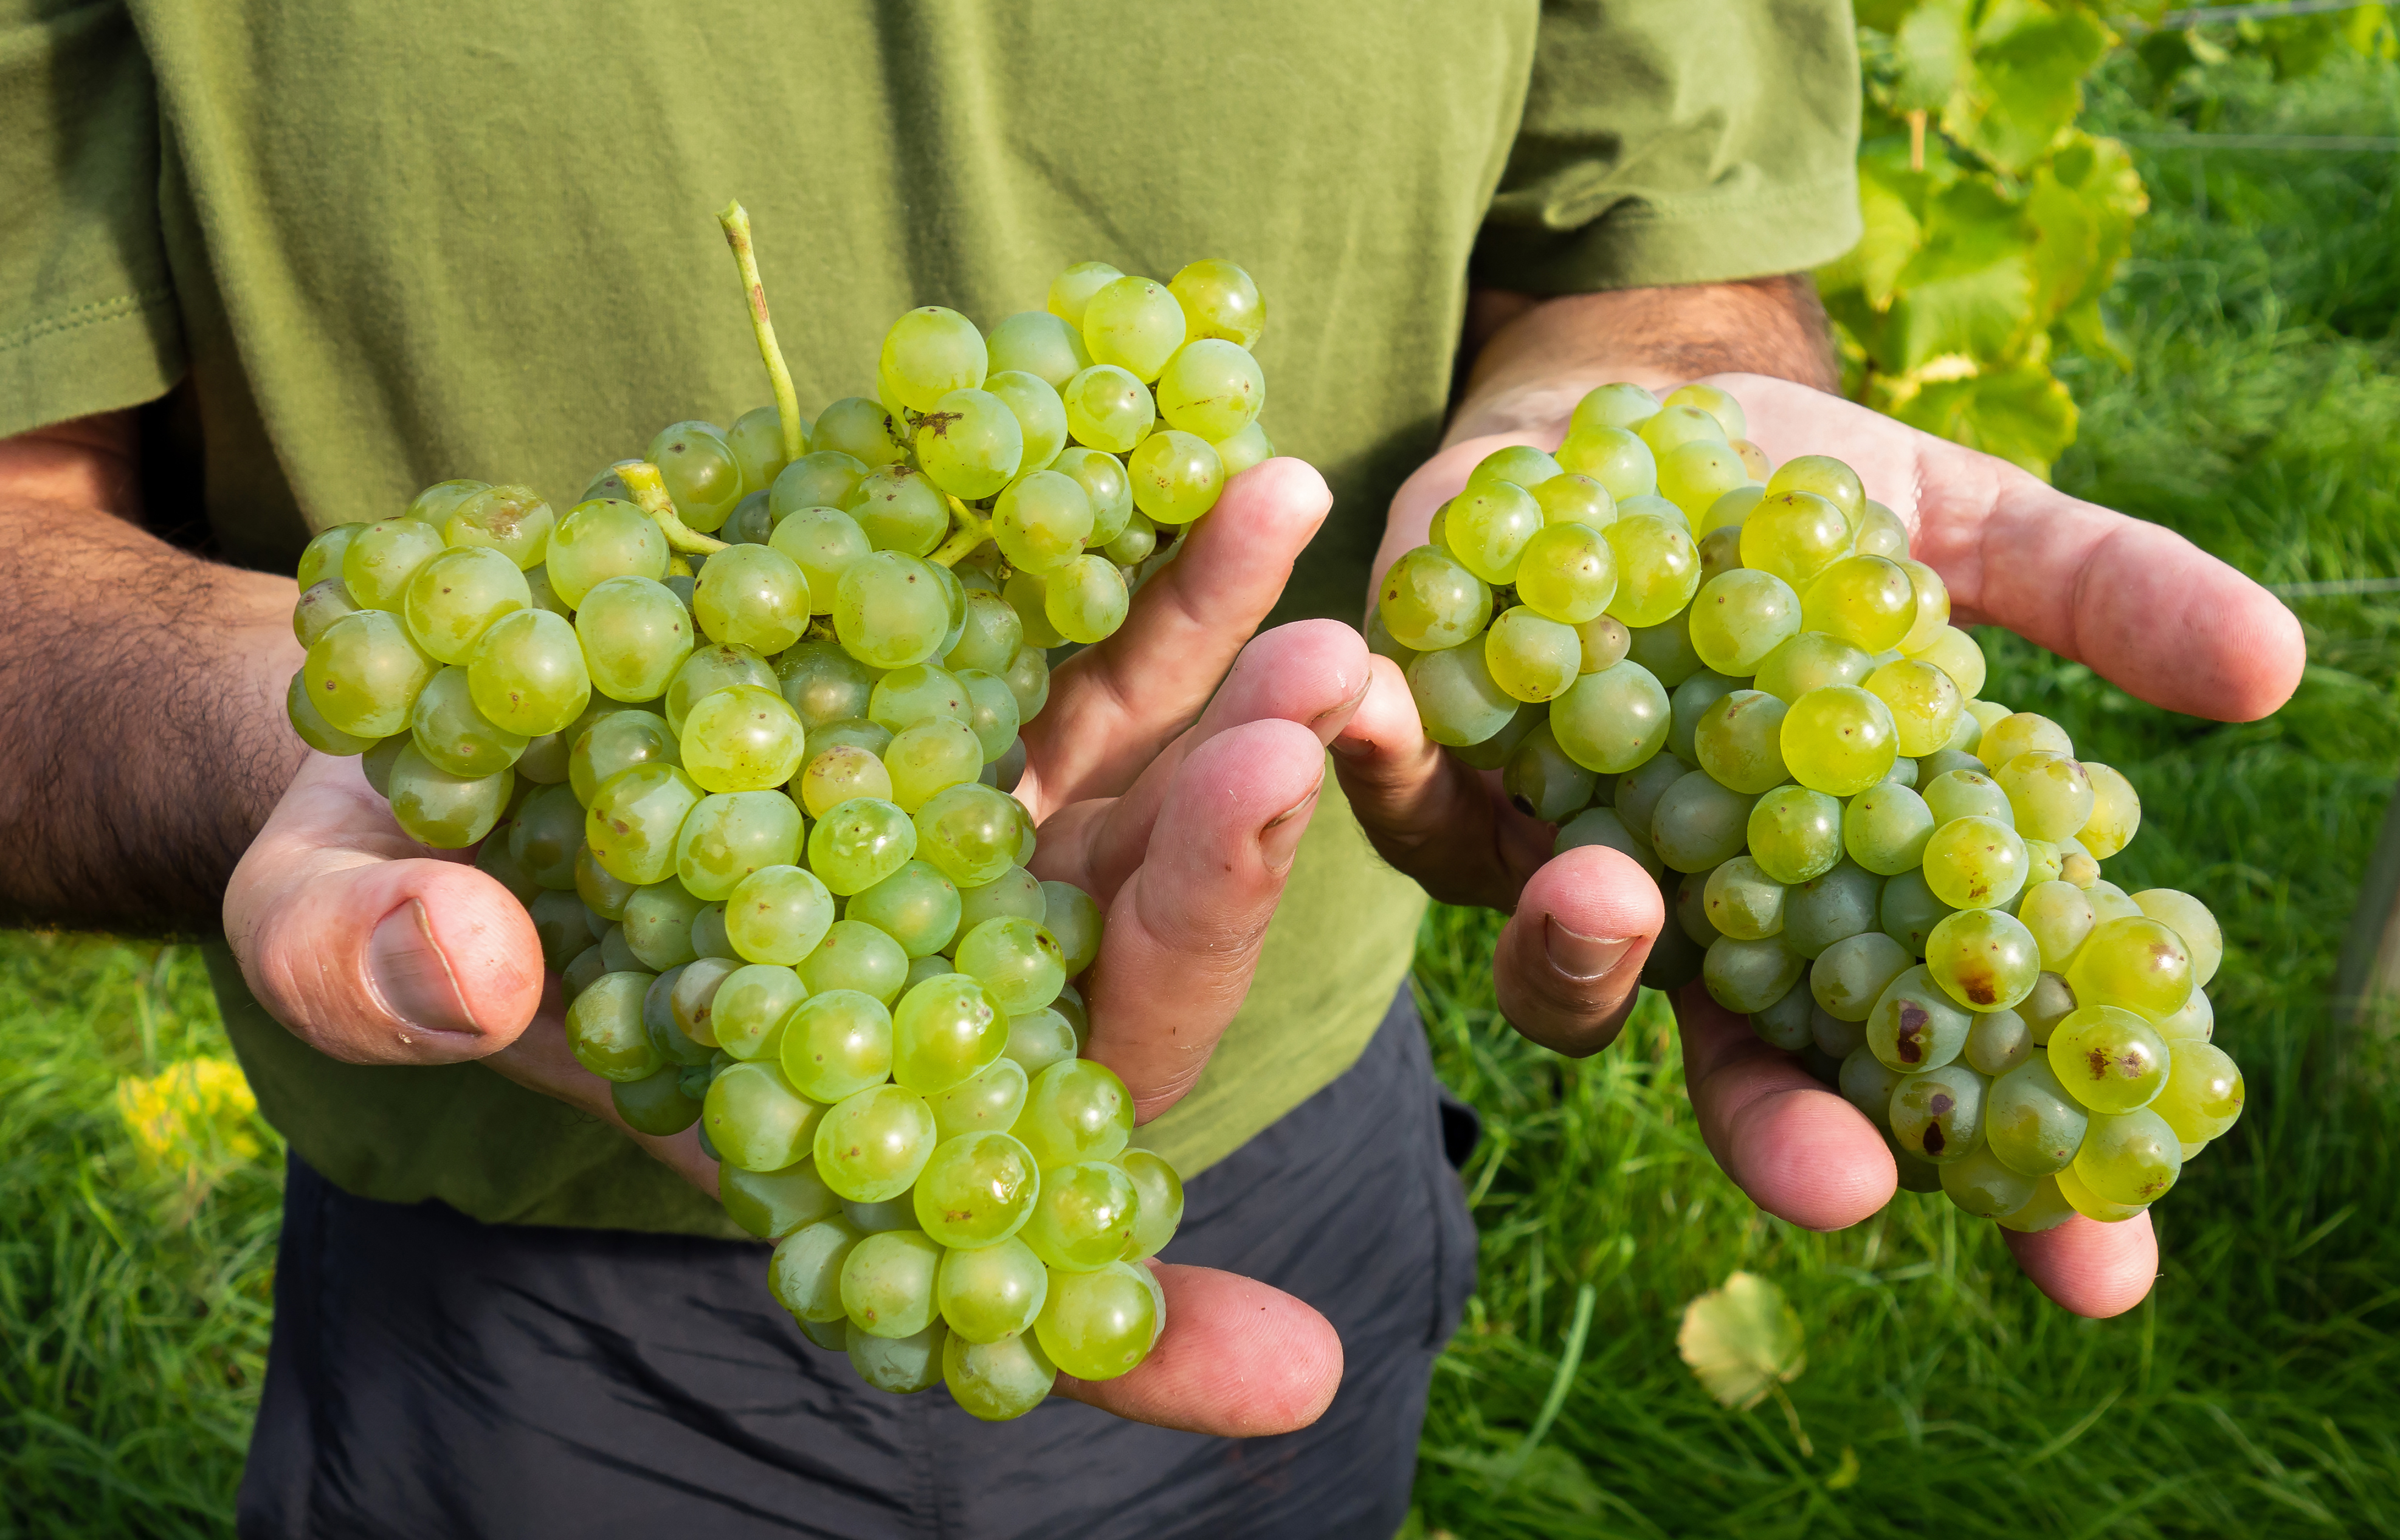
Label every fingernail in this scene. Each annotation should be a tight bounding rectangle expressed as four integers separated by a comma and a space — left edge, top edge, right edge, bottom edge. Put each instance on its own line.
1545, 916, 1634, 981
368, 901, 480, 1035
1260, 783, 1322, 873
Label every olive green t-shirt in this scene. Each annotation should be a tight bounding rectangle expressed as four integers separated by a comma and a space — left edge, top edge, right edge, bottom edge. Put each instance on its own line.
2, 0, 1861, 1234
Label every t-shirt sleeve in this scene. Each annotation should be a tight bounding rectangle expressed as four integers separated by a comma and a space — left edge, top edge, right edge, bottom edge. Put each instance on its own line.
0, 0, 184, 438
1475, 0, 1864, 294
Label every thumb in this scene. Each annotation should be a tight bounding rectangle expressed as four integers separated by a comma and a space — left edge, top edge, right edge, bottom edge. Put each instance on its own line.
224, 751, 543, 1064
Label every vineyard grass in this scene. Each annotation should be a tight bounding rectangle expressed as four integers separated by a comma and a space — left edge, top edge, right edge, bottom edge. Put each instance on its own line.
2, 43, 2399, 1540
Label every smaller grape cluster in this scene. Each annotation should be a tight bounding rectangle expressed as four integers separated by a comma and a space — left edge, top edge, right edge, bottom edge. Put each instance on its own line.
284, 207, 1271, 1418
1376, 382, 2243, 1233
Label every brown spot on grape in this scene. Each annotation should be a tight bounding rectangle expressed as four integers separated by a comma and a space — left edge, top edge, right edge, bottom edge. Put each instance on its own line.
1898, 1002, 1929, 1062
919, 411, 962, 440
1931, 1092, 1955, 1115
2119, 1047, 2150, 1079
2086, 1047, 2111, 1080
1923, 1123, 1947, 1155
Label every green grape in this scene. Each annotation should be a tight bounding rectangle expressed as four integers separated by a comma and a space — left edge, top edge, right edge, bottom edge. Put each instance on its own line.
503, 784, 581, 890
409, 666, 526, 777
1655, 438, 1749, 521
928, 1055, 1032, 1142
706, 963, 802, 1062
386, 746, 512, 848
2133, 889, 2222, 987
1691, 688, 1788, 794
957, 672, 1022, 764
293, 577, 365, 651
1617, 492, 1689, 531
661, 647, 773, 738
2074, 1107, 2181, 1206
982, 471, 1093, 576
944, 591, 1027, 679
672, 789, 802, 902
1466, 444, 1564, 495
1889, 1062, 1987, 1162
545, 500, 668, 608
834, 551, 951, 670
1407, 644, 1517, 748
1636, 404, 1726, 456
798, 919, 909, 1003
1784, 861, 1884, 958
1922, 769, 2012, 828
1698, 483, 1765, 541
1108, 1153, 1184, 1265
1125, 429, 1224, 526
1047, 260, 1124, 326
886, 720, 985, 815
777, 989, 891, 1102
304, 610, 439, 739
2064, 915, 2193, 1021
1885, 558, 1947, 654
1750, 980, 1815, 1050
1925, 907, 2041, 1012
641, 424, 740, 533
1862, 659, 1962, 758
678, 685, 805, 794
1703, 857, 1786, 940
790, 743, 887, 818
955, 916, 1066, 1016
1747, 785, 1843, 884
297, 522, 368, 588
1703, 935, 1804, 1014
1667, 670, 1740, 764
2047, 1003, 2169, 1112
1060, 363, 1154, 453
721, 1157, 842, 1242
565, 972, 661, 1082
622, 885, 705, 971
1686, 569, 1799, 676
770, 451, 871, 521
1021, 1160, 1139, 1271
1600, 515, 1699, 628
1554, 806, 1661, 878
1502, 721, 1599, 822
812, 1082, 939, 1202
570, 709, 678, 805
1994, 752, 2094, 844
1674, 868, 1720, 947
943, 1322, 1057, 1421
914, 388, 1024, 501
1844, 782, 1935, 875
1533, 473, 1616, 531
1660, 382, 1746, 439
985, 310, 1094, 390
1013, 1058, 1133, 1170
1801, 555, 1916, 655
402, 545, 531, 666
1650, 771, 1756, 872
2078, 762, 2142, 859
1751, 632, 1871, 706
2020, 971, 2079, 1045
1985, 1056, 2088, 1175
1036, 1262, 1159, 1382
914, 783, 1021, 888
2052, 1161, 2145, 1223
341, 517, 448, 608
801, 399, 898, 473
1003, 568, 1064, 650
1480, 607, 1581, 703
1548, 659, 1670, 774
799, 796, 910, 895
1569, 382, 1660, 435
863, 664, 966, 734
1940, 1141, 2037, 1218
1905, 625, 1987, 699
881, 306, 988, 412
1081, 275, 1186, 382
1867, 964, 1972, 1071
1207, 422, 1271, 481
1977, 712, 2071, 771
1964, 1006, 2035, 1077
1043, 555, 1129, 646
840, 1229, 944, 1338
285, 671, 378, 756
1762, 455, 1866, 529
770, 1214, 866, 1322
846, 1319, 947, 1394
1624, 611, 1703, 690
1883, 757, 1920, 789
1880, 868, 1954, 956
1038, 882, 1103, 978
936, 1237, 1050, 1345
1167, 258, 1264, 346
984, 370, 1070, 473
1154, 339, 1265, 442
574, 576, 694, 704
958, 867, 1049, 941
724, 864, 836, 966
2151, 1040, 2243, 1144
770, 648, 870, 735
1556, 424, 1657, 501
466, 609, 588, 737
1444, 481, 1544, 586
911, 1132, 1041, 1249
1854, 500, 1910, 560
1738, 491, 1851, 588
1839, 1043, 1907, 1126
699, 1057, 822, 1172
1507, 522, 1614, 626
1004, 1008, 1080, 1076
1810, 930, 1912, 1022
690, 902, 737, 961
1378, 546, 1492, 653
891, 973, 1009, 1095
1921, 814, 2029, 911
841, 462, 948, 559
2085, 880, 2144, 924
728, 404, 801, 488
1779, 686, 1897, 796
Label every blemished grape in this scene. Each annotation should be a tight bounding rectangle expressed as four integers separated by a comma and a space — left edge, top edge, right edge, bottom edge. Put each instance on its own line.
1704, 857, 1786, 940
1995, 752, 2095, 842
1889, 1063, 1987, 1163
1867, 964, 1973, 1071
2066, 915, 2195, 1020
387, 746, 514, 848
915, 388, 1024, 501
1514, 523, 1617, 624
2133, 889, 2224, 987
647, 424, 743, 532
1379, 546, 1491, 652
1922, 769, 2012, 829
1811, 930, 1913, 1022
1691, 688, 1788, 794
1863, 659, 1963, 758
1924, 906, 2041, 1012
1921, 815, 2029, 911
2047, 1004, 2170, 1113
2074, 1107, 2182, 1206
1764, 455, 1865, 529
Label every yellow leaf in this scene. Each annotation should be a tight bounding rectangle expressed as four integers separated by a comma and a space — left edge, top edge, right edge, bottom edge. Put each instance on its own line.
1677, 1271, 1806, 1411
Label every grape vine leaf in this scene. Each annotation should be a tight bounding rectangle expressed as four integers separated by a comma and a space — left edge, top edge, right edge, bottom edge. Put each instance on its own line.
1892, 0, 1973, 112
1677, 1271, 1806, 1411
1891, 359, 2079, 473
1943, 0, 2112, 176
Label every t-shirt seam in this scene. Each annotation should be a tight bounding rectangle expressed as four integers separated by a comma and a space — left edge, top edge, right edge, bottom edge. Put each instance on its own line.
1500, 170, 1859, 229
0, 287, 178, 356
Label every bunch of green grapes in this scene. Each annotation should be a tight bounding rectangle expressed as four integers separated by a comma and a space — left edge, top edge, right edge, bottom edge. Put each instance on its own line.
281, 206, 1244, 1418
1376, 380, 2244, 1236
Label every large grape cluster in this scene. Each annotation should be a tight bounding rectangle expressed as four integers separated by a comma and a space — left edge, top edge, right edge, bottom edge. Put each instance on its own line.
283, 208, 1272, 1419
1378, 382, 2244, 1231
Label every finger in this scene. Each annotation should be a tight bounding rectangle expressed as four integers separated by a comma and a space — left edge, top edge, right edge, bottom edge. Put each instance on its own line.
1674, 979, 1900, 1229
1022, 458, 1334, 805
1040, 618, 1370, 895
222, 752, 543, 1065
1491, 845, 1662, 1057
1326, 655, 1550, 910
1052, 1262, 1342, 1437
1710, 371, 2304, 724
2003, 1212, 2158, 1319
484, 986, 717, 1193
1068, 718, 1328, 1119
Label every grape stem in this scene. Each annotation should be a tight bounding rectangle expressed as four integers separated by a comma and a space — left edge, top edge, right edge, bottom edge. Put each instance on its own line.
929, 495, 991, 569
615, 460, 729, 555
718, 201, 807, 466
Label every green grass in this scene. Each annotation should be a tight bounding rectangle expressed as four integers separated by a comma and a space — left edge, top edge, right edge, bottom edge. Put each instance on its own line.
7, 40, 2400, 1540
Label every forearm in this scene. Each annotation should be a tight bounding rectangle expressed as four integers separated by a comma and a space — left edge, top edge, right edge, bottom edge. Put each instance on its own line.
1446, 275, 1838, 447
0, 414, 305, 933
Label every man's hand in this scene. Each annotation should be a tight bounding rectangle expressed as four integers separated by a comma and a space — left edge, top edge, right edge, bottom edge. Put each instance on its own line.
1333, 362, 2305, 1321
224, 458, 1371, 1437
